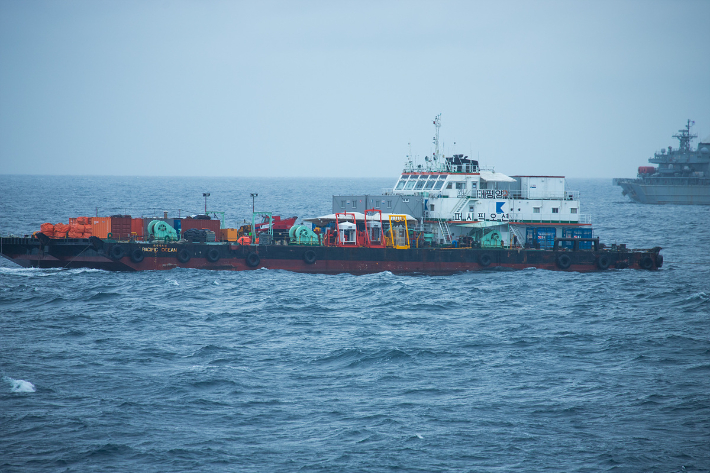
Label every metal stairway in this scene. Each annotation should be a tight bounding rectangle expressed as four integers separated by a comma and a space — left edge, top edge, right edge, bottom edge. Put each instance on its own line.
451, 197, 470, 219
438, 219, 453, 244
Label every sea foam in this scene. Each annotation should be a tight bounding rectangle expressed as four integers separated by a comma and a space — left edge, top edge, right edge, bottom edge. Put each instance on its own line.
4, 376, 36, 393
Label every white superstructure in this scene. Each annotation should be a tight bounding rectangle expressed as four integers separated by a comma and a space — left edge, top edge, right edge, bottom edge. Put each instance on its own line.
389, 117, 592, 248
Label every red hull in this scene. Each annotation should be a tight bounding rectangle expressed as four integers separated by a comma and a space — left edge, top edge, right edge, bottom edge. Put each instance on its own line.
1, 237, 662, 274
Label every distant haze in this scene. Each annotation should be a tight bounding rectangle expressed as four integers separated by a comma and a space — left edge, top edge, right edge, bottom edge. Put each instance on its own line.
1, 0, 708, 179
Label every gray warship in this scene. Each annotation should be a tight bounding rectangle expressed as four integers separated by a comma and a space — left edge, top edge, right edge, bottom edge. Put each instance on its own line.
614, 120, 710, 204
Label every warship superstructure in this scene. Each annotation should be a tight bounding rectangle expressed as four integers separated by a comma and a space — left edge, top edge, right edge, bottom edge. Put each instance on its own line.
614, 120, 710, 205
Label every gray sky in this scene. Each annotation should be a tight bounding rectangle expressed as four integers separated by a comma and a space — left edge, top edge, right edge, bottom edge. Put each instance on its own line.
1, 0, 708, 178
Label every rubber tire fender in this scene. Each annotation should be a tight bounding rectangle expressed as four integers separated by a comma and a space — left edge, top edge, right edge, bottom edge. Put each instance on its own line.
110, 245, 125, 260
640, 255, 654, 270
303, 250, 317, 265
130, 248, 144, 263
246, 252, 260, 268
556, 253, 572, 270
177, 248, 191, 263
206, 248, 220, 263
596, 254, 611, 270
478, 253, 492, 267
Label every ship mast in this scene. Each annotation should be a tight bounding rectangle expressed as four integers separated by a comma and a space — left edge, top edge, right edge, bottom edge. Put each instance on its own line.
433, 114, 441, 169
673, 119, 697, 152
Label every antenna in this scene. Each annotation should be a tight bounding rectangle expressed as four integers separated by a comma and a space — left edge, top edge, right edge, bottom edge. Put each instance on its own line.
433, 113, 441, 162
407, 142, 413, 171
673, 119, 697, 152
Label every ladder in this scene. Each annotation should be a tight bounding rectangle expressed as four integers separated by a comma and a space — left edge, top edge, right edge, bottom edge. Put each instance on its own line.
509, 224, 526, 247
438, 219, 453, 244
452, 197, 470, 219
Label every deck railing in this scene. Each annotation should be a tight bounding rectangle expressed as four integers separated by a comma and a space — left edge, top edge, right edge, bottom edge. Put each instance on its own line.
509, 213, 591, 224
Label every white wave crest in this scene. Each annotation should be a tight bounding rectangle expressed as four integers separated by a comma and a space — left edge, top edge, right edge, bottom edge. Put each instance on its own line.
4, 376, 36, 393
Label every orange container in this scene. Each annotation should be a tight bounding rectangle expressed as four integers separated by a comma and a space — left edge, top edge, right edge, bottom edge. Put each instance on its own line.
90, 217, 111, 239
221, 228, 240, 242
131, 218, 144, 240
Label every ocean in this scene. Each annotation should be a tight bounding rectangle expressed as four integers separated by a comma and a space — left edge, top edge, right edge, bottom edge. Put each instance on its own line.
1, 175, 709, 472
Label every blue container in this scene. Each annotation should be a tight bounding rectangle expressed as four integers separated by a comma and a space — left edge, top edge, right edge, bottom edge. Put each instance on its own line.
173, 219, 182, 240
563, 228, 593, 249
526, 227, 556, 249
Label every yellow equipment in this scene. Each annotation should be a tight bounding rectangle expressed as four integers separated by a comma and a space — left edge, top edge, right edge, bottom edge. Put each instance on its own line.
388, 215, 410, 249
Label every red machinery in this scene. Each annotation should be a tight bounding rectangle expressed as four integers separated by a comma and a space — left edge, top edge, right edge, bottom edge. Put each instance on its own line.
255, 215, 297, 233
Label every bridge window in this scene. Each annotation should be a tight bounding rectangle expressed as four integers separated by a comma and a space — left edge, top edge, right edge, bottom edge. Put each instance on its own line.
570, 208, 577, 214
455, 182, 466, 190
533, 207, 540, 213
552, 208, 559, 214
430, 204, 435, 211
446, 182, 453, 189
395, 179, 407, 190
433, 179, 445, 190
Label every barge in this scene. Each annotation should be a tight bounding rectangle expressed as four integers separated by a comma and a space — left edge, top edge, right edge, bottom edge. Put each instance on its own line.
1, 117, 663, 274
0, 234, 661, 273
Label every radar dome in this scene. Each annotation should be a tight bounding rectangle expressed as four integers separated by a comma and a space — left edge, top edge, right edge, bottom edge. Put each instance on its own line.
701, 147, 709, 155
